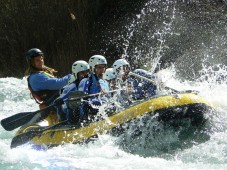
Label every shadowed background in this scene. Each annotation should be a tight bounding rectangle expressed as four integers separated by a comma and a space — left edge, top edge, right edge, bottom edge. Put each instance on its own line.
0, 0, 226, 78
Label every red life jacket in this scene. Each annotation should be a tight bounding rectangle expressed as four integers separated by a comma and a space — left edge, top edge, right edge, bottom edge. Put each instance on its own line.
27, 71, 60, 108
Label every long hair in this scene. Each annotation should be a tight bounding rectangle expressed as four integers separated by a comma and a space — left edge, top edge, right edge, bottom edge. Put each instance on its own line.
24, 58, 57, 77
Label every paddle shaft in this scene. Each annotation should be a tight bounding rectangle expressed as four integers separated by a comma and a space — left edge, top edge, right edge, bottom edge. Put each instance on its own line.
68, 89, 120, 101
1, 103, 56, 131
1, 90, 121, 131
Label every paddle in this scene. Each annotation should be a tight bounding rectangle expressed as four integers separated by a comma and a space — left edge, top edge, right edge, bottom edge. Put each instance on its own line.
0, 93, 86, 131
10, 120, 69, 148
68, 90, 120, 109
1, 90, 118, 131
1, 103, 56, 131
68, 91, 95, 109
129, 71, 199, 94
68, 91, 106, 101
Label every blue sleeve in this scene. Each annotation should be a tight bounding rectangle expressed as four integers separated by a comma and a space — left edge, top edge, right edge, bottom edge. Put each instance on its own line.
132, 80, 144, 99
78, 78, 89, 93
143, 81, 157, 97
59, 83, 77, 100
29, 73, 71, 91
99, 79, 109, 92
59, 83, 77, 119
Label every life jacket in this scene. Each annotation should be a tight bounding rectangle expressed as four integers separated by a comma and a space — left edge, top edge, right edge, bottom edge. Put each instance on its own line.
87, 74, 102, 94
85, 74, 109, 94
27, 71, 60, 108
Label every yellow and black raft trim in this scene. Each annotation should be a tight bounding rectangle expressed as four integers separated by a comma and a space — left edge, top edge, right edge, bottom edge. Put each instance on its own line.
10, 92, 212, 148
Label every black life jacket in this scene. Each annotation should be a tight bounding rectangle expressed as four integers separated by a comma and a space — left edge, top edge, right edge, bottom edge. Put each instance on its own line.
27, 71, 60, 106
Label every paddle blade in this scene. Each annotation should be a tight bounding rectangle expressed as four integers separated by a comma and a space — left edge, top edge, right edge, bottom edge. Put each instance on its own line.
68, 91, 87, 100
1, 112, 36, 131
68, 91, 86, 109
10, 120, 68, 148
1, 104, 55, 131
10, 129, 40, 148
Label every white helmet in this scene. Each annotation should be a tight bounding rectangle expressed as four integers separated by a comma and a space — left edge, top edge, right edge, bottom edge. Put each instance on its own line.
89, 55, 107, 72
72, 60, 90, 79
103, 68, 116, 81
112, 59, 130, 75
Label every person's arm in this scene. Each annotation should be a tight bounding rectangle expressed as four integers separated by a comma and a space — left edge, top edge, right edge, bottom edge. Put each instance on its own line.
78, 78, 89, 93
99, 79, 109, 93
29, 73, 71, 91
143, 80, 157, 97
59, 83, 76, 100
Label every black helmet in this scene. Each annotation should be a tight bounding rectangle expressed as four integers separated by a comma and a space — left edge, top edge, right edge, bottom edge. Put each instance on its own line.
26, 48, 44, 63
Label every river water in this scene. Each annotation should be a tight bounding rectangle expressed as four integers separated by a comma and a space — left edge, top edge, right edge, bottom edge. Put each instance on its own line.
0, 68, 227, 170
1, 1, 227, 169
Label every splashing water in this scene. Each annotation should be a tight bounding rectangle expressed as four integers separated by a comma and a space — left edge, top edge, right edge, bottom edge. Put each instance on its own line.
1, 69, 227, 169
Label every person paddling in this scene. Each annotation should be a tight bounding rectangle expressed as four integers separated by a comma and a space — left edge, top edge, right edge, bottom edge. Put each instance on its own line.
54, 60, 90, 123
103, 68, 117, 90
131, 68, 157, 98
79, 55, 109, 94
78, 55, 109, 117
112, 59, 157, 102
24, 48, 71, 109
